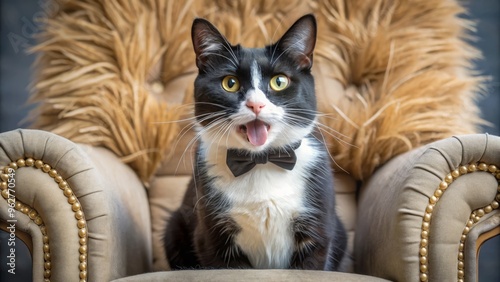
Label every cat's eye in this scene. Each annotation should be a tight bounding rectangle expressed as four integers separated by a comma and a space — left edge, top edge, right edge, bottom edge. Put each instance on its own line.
269, 74, 290, 91
221, 76, 240, 92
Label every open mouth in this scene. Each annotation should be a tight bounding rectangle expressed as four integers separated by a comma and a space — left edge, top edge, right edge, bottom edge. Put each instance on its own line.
238, 120, 271, 146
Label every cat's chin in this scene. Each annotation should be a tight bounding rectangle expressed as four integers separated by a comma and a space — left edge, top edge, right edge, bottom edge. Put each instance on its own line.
236, 143, 271, 153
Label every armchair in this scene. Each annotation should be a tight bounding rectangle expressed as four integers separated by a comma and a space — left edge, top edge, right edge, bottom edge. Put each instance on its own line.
2, 131, 499, 281
1, 0, 498, 281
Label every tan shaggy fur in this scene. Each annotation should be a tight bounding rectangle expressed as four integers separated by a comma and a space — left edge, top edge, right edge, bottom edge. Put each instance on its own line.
30, 0, 485, 183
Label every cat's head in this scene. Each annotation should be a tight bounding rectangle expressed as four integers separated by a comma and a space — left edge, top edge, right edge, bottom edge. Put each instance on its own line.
191, 15, 317, 153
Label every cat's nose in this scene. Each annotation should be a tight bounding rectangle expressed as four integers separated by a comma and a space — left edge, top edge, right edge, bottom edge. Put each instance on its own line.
246, 100, 266, 115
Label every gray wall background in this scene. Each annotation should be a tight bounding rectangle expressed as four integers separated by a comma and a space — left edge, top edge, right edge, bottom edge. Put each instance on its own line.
0, 0, 499, 281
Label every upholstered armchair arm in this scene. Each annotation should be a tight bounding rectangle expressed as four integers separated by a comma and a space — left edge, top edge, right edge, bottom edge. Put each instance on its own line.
0, 129, 152, 282
355, 134, 500, 281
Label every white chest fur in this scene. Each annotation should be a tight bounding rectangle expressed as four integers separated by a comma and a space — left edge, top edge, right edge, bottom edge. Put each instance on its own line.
202, 139, 319, 268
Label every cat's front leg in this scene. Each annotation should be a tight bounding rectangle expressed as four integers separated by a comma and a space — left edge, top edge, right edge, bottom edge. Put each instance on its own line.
290, 237, 330, 270
194, 223, 253, 269
196, 239, 254, 269
290, 216, 332, 270
290, 215, 347, 271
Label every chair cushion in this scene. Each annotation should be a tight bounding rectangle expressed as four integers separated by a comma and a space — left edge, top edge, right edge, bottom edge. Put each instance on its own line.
111, 269, 391, 282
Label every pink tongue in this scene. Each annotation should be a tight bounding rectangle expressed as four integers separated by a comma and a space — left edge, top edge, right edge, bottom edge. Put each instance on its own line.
246, 120, 268, 146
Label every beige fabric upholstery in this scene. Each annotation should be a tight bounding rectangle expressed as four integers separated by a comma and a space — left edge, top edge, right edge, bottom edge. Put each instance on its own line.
111, 269, 391, 282
355, 134, 500, 281
149, 175, 191, 271
0, 194, 45, 281
1, 129, 499, 281
82, 145, 153, 278
465, 212, 500, 280
0, 130, 500, 281
0, 129, 152, 281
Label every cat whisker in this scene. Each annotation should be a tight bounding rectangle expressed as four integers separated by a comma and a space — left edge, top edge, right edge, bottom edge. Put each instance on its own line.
175, 113, 229, 174
153, 110, 221, 174
269, 18, 286, 63
312, 128, 350, 175
152, 102, 232, 126
282, 102, 340, 120
219, 36, 239, 67
195, 116, 228, 143
209, 120, 234, 161
193, 192, 210, 215
187, 101, 233, 111
282, 102, 345, 125
202, 52, 238, 68
314, 123, 354, 146
284, 112, 354, 146
220, 120, 239, 151
285, 108, 338, 120
271, 37, 308, 66
277, 114, 351, 174
197, 117, 238, 158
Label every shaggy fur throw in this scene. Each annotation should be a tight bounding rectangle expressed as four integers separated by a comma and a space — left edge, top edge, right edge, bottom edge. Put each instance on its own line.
30, 0, 485, 183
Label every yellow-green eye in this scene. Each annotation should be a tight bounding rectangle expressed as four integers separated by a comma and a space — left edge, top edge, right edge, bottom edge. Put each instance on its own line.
270, 74, 290, 91
222, 76, 240, 92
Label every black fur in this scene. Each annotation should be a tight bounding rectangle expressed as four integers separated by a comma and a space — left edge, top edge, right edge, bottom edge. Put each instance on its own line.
164, 14, 347, 271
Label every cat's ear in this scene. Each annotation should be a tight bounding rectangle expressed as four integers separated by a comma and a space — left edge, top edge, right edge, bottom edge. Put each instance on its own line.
275, 14, 317, 70
191, 18, 228, 70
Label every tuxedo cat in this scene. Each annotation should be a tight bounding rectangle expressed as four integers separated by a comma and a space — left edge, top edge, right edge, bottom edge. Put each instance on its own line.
165, 14, 347, 271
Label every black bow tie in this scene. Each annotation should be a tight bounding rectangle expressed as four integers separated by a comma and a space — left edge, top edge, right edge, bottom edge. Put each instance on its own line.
226, 142, 301, 177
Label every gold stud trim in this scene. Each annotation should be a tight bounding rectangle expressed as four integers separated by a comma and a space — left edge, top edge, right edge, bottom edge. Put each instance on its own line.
418, 162, 500, 281
1, 158, 88, 282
